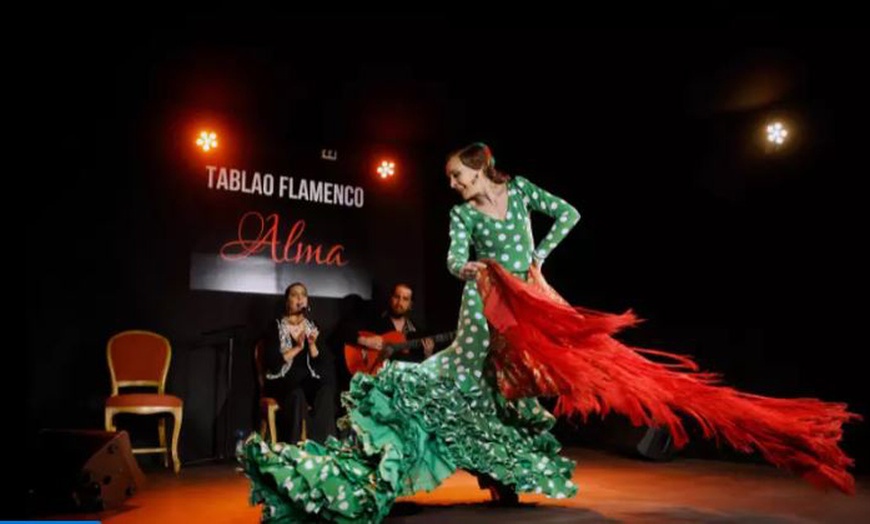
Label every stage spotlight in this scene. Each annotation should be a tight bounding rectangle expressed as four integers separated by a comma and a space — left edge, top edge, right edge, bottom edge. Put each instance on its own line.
766, 122, 788, 146
377, 160, 396, 179
197, 131, 218, 152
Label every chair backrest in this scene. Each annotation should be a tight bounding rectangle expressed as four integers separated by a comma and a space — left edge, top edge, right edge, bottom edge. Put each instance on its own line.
107, 330, 172, 395
253, 340, 266, 393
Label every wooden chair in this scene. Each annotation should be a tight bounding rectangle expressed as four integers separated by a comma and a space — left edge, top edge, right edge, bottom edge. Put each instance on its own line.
104, 330, 183, 473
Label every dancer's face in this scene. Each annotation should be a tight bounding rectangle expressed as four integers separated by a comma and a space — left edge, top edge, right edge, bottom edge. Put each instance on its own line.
446, 155, 485, 201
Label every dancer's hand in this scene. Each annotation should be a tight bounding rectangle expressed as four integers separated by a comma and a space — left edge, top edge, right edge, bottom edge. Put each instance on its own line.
460, 261, 487, 280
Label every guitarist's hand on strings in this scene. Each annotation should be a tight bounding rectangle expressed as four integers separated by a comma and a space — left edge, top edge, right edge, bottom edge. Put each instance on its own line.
422, 338, 435, 358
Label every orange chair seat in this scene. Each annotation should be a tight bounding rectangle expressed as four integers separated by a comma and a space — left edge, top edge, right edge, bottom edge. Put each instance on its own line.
260, 397, 278, 408
107, 393, 183, 408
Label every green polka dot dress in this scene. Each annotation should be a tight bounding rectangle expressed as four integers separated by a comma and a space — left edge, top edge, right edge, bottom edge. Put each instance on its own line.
239, 176, 581, 523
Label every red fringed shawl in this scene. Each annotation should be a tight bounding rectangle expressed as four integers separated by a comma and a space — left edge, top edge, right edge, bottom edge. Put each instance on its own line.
477, 260, 860, 494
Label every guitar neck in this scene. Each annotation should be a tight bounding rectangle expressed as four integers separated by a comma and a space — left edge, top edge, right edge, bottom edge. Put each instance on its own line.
388, 331, 456, 352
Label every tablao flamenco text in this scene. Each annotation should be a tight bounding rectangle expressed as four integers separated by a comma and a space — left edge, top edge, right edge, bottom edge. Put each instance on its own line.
206, 165, 364, 208
220, 211, 348, 266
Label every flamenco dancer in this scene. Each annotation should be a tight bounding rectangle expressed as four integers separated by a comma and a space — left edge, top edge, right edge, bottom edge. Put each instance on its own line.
238, 142, 859, 523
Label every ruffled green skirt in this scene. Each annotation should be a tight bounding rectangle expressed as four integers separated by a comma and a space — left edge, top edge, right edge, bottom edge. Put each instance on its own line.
239, 359, 577, 523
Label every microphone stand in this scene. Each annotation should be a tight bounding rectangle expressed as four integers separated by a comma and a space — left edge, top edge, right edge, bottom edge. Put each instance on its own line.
186, 324, 246, 466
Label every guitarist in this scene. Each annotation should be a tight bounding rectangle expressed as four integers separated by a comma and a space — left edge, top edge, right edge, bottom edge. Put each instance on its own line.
356, 283, 436, 363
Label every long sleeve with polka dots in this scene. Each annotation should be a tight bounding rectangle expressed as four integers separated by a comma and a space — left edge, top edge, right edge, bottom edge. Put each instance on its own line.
447, 206, 472, 279
514, 176, 580, 263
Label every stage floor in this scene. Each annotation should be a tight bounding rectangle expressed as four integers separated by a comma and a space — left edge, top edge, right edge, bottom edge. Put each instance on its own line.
45, 447, 869, 523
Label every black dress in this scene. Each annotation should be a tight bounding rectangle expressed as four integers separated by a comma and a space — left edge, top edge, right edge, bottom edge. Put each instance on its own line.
261, 317, 336, 443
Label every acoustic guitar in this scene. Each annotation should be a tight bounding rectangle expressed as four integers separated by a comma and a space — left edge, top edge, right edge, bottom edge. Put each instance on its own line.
344, 330, 456, 375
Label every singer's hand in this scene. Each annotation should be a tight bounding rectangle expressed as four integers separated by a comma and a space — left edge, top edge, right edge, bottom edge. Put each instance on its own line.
306, 327, 319, 345
282, 344, 303, 363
